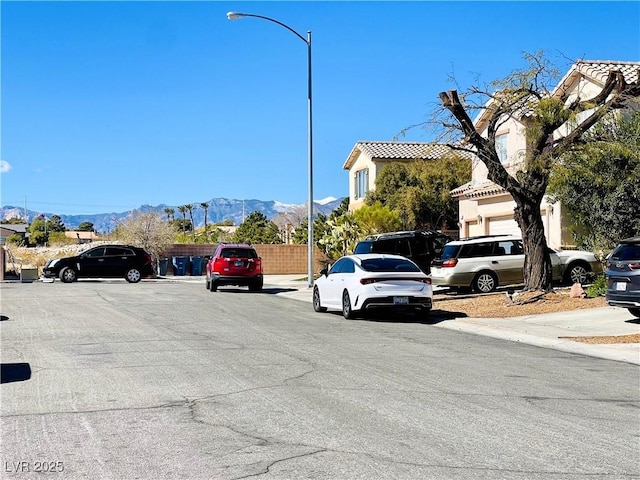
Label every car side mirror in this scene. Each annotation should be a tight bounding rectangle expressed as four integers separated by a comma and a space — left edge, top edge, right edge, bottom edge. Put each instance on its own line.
319, 268, 328, 277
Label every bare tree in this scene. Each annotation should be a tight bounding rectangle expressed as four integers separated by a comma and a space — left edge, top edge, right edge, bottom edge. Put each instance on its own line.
271, 205, 309, 243
435, 53, 639, 291
115, 212, 177, 270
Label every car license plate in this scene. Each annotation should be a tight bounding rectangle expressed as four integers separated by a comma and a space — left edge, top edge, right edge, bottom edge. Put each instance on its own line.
394, 296, 409, 305
615, 282, 627, 291
234, 260, 244, 267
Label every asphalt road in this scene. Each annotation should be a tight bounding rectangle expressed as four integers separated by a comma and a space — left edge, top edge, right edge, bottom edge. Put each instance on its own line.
2, 280, 639, 479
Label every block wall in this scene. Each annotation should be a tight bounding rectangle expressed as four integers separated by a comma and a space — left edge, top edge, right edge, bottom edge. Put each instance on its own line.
163, 244, 328, 275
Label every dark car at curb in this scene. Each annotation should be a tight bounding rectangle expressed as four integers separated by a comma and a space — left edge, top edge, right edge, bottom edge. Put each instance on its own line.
353, 229, 452, 274
43, 245, 154, 283
605, 237, 640, 318
205, 243, 263, 292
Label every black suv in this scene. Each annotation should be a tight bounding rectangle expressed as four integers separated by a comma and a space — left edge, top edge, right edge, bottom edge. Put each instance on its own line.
43, 244, 154, 283
353, 230, 452, 273
605, 237, 640, 318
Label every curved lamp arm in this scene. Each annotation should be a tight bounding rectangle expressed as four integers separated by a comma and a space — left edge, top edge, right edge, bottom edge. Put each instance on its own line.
226, 11, 309, 46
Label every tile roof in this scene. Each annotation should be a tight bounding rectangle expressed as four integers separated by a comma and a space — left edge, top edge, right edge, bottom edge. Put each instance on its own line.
574, 60, 639, 85
554, 60, 640, 96
474, 60, 640, 129
450, 180, 508, 199
343, 141, 470, 170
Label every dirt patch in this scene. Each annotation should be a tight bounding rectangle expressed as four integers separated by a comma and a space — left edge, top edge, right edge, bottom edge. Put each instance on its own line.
559, 334, 640, 344
434, 289, 608, 318
434, 289, 639, 345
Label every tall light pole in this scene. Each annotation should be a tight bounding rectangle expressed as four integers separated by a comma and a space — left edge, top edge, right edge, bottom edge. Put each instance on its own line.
226, 11, 314, 288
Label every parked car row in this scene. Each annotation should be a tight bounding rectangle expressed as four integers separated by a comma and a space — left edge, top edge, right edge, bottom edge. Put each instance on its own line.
353, 231, 601, 294
37, 233, 639, 320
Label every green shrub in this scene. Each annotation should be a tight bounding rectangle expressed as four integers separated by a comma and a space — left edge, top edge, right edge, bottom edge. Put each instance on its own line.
48, 232, 74, 245
6, 233, 25, 246
586, 275, 606, 298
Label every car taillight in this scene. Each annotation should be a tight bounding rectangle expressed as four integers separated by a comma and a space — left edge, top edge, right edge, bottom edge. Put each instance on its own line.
608, 261, 640, 270
441, 259, 458, 268
145, 254, 152, 264
360, 277, 431, 285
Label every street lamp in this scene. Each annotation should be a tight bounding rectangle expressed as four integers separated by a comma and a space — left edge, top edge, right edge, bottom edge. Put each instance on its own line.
226, 11, 314, 288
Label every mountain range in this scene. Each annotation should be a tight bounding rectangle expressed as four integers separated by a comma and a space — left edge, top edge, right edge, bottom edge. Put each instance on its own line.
0, 197, 346, 233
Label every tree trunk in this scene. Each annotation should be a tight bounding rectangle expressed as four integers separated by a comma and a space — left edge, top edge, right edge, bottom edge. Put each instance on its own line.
513, 194, 552, 291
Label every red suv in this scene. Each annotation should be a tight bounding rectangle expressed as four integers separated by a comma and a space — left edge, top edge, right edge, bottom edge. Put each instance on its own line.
205, 244, 263, 292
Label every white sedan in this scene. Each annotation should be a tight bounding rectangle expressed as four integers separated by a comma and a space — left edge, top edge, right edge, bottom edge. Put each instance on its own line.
313, 254, 433, 319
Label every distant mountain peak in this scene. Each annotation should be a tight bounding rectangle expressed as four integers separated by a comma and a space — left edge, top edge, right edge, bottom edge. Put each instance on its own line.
315, 196, 338, 205
1, 196, 346, 233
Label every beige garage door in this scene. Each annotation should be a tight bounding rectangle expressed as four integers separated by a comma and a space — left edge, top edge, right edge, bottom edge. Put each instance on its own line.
488, 216, 519, 236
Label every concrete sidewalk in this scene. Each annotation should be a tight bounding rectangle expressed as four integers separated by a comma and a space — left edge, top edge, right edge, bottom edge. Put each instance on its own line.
162, 274, 640, 365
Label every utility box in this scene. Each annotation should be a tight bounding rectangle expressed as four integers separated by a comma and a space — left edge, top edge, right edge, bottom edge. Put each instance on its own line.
21, 268, 39, 282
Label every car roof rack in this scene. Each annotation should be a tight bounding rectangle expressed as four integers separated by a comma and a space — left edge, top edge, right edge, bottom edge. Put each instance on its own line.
458, 234, 519, 241
362, 229, 446, 241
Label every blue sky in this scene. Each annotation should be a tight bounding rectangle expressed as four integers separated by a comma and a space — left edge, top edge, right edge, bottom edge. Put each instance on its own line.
1, 1, 639, 216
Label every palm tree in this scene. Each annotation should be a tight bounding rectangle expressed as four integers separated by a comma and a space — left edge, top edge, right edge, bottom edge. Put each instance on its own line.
200, 201, 210, 242
186, 204, 195, 241
177, 205, 188, 236
163, 207, 175, 222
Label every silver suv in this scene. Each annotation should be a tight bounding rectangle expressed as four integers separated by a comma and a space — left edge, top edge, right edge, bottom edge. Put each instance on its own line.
430, 235, 601, 293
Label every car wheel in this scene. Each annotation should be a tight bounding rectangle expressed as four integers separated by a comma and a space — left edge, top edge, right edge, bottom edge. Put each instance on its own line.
249, 280, 263, 292
313, 286, 327, 312
342, 290, 355, 319
473, 271, 498, 293
59, 267, 77, 283
629, 308, 640, 319
125, 268, 142, 283
209, 280, 217, 292
418, 307, 431, 320
565, 262, 590, 285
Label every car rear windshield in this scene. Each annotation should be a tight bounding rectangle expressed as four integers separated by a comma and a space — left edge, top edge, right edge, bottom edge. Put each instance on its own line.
360, 258, 420, 272
611, 244, 640, 261
353, 241, 373, 254
439, 244, 461, 260
220, 248, 257, 259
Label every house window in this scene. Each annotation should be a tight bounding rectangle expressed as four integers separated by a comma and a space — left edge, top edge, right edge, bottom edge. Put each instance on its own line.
496, 133, 508, 164
354, 168, 369, 200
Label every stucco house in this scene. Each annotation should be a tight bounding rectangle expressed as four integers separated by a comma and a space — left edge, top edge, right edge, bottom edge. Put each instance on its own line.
64, 231, 101, 244
450, 60, 640, 248
342, 141, 469, 212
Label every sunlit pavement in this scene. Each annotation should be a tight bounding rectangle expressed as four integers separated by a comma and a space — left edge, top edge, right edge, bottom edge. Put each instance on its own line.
27, 273, 640, 365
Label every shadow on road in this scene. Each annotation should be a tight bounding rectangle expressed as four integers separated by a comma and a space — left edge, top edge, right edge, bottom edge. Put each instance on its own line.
323, 309, 468, 325
1, 363, 32, 384
211, 287, 298, 295
0, 315, 9, 321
